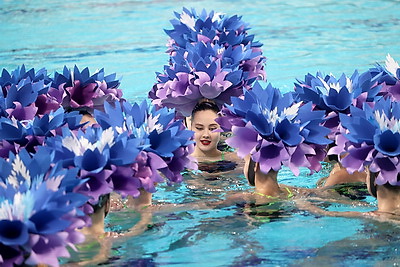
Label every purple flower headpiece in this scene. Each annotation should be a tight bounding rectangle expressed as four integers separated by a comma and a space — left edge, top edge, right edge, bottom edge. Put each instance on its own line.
331, 97, 400, 186
217, 82, 332, 175
149, 8, 266, 118
0, 149, 88, 267
293, 70, 381, 140
51, 65, 124, 113
367, 54, 400, 101
0, 107, 83, 157
94, 100, 196, 193
42, 125, 141, 207
0, 65, 54, 120
164, 7, 263, 55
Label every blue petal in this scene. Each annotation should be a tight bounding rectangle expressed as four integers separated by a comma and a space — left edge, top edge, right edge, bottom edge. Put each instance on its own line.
274, 119, 302, 146
322, 87, 352, 111
374, 130, 400, 156
0, 220, 29, 246
0, 119, 26, 141
109, 138, 140, 165
74, 148, 109, 173
147, 130, 181, 157
6, 82, 38, 108
339, 113, 375, 144
246, 110, 273, 137
301, 121, 332, 145
28, 210, 71, 235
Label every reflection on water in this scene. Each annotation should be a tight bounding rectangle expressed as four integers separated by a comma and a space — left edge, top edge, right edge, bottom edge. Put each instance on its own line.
64, 159, 398, 266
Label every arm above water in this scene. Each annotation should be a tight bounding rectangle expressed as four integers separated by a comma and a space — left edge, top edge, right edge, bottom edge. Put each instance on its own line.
294, 199, 400, 224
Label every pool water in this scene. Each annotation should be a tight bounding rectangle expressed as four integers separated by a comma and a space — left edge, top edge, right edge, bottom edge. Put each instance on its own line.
1, 0, 400, 266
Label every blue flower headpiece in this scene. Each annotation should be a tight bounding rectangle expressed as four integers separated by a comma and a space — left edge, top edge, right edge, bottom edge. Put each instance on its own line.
43, 124, 141, 204
0, 149, 88, 267
94, 100, 196, 193
332, 97, 400, 186
0, 65, 53, 120
0, 107, 82, 157
164, 7, 263, 53
293, 69, 381, 140
367, 54, 400, 101
0, 64, 123, 122
217, 81, 331, 175
51, 65, 124, 113
149, 8, 266, 118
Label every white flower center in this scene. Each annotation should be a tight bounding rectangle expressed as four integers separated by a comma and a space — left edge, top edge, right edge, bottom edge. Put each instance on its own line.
318, 75, 353, 93
374, 110, 400, 133
0, 191, 34, 221
180, 12, 196, 31
146, 113, 163, 134
62, 127, 115, 155
385, 54, 399, 78
8, 155, 31, 189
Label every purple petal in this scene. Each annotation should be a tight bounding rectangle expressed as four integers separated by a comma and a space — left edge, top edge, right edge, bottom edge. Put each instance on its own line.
226, 122, 259, 158
285, 144, 312, 176
78, 169, 114, 205
387, 82, 400, 101
110, 166, 140, 198
26, 234, 69, 267
6, 102, 38, 120
139, 177, 156, 193
253, 140, 289, 173
341, 143, 374, 173
370, 155, 399, 185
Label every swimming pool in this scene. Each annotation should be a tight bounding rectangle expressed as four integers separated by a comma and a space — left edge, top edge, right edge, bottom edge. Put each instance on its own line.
1, 0, 400, 265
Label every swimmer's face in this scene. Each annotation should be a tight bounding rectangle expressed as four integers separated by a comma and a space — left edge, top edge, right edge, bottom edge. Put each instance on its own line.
191, 109, 221, 156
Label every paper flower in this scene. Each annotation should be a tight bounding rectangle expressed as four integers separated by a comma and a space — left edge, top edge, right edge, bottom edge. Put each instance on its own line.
0, 65, 54, 120
149, 8, 266, 118
43, 124, 141, 204
218, 81, 331, 176
0, 107, 82, 157
94, 100, 196, 194
333, 97, 400, 186
0, 149, 88, 267
51, 65, 124, 113
294, 70, 380, 134
164, 8, 263, 54
367, 54, 400, 101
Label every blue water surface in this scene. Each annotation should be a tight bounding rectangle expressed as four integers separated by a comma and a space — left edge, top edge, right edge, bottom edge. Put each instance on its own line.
1, 0, 399, 99
1, 0, 400, 266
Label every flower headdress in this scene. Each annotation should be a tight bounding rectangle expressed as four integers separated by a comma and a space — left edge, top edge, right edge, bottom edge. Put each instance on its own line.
94, 100, 196, 193
51, 65, 124, 113
293, 70, 381, 140
0, 107, 83, 157
217, 81, 331, 175
0, 65, 55, 120
367, 54, 400, 101
164, 7, 263, 55
332, 97, 400, 186
149, 8, 266, 118
42, 125, 141, 207
0, 149, 88, 267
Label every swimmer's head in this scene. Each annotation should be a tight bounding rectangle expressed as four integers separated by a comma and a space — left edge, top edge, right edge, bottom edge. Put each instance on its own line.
367, 170, 400, 199
190, 99, 221, 158
191, 99, 220, 119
